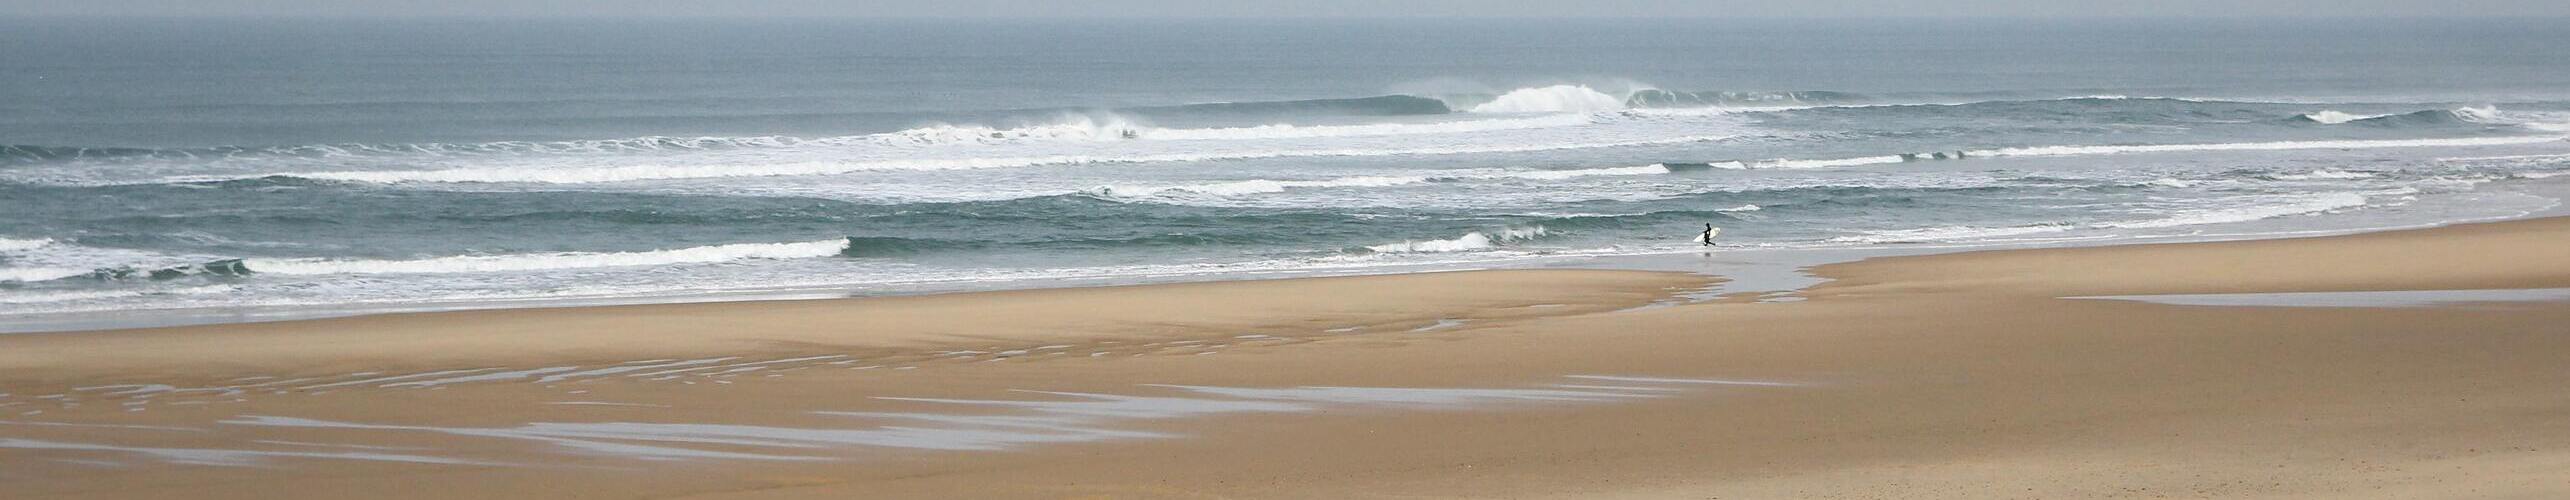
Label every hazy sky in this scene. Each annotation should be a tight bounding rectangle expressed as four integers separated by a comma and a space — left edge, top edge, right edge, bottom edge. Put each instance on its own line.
6, 0, 2568, 18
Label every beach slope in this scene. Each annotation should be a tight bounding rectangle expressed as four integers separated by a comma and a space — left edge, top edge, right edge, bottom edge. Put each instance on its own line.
4, 218, 2569, 499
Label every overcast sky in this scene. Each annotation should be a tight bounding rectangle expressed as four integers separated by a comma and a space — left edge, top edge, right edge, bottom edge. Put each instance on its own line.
6, 0, 2568, 18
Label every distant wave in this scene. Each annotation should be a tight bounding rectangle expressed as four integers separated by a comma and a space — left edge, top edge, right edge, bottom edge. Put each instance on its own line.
0, 85, 1835, 165
1365, 226, 1551, 253
2293, 106, 2499, 126
1626, 90, 1868, 108
1138, 95, 1454, 116
125, 131, 2562, 188
3, 113, 1611, 169
222, 134, 1743, 185
1084, 164, 1674, 200
1974, 135, 2564, 157
878, 111, 1610, 145
1455, 85, 1871, 115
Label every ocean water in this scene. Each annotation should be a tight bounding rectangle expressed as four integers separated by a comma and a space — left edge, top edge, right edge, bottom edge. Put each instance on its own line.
4, 18, 2569, 330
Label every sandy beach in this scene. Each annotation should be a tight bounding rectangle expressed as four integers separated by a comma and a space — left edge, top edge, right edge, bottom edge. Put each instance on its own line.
6, 217, 2569, 499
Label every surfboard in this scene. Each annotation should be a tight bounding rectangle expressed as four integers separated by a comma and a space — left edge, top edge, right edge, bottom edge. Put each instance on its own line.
1697, 227, 1721, 245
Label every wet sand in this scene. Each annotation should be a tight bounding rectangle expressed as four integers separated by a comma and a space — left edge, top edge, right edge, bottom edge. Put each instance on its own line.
5, 218, 2569, 499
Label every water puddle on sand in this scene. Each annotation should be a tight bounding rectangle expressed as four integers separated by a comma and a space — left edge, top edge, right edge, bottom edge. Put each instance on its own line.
2, 375, 1801, 467
2066, 287, 2570, 308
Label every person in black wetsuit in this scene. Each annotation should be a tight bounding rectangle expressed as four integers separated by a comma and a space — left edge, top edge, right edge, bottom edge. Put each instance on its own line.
1701, 223, 1718, 247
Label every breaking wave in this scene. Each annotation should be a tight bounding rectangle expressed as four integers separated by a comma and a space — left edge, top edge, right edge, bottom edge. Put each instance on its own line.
1467, 85, 1629, 114
879, 111, 1598, 145
1364, 226, 1553, 253
2294, 106, 2500, 127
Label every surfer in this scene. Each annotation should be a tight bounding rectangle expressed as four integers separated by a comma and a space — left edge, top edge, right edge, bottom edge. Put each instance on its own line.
1700, 223, 1721, 247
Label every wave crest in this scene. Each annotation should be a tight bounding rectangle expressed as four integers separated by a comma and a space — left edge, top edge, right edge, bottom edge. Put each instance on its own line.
1365, 226, 1551, 253
1467, 85, 1629, 114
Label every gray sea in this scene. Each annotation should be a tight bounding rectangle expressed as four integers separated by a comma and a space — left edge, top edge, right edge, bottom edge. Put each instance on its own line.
5, 18, 2568, 331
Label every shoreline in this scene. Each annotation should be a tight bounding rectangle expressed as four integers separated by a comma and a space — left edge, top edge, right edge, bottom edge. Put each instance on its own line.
5, 216, 2569, 499
13, 175, 2566, 335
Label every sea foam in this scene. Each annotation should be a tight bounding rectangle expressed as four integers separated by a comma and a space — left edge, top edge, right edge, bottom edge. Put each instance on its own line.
241, 239, 853, 275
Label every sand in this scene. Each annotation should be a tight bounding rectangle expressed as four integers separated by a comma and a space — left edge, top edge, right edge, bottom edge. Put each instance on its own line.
4, 218, 2568, 499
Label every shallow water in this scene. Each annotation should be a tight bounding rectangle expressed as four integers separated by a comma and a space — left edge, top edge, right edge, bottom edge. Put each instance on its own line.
2, 373, 1793, 467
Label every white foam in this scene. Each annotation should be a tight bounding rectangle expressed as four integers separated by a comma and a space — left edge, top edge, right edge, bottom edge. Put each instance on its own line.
887, 112, 1596, 144
0, 267, 90, 283
1977, 135, 2564, 157
0, 239, 211, 283
2271, 169, 2377, 180
0, 285, 239, 305
1144, 114, 1596, 141
1467, 85, 1627, 114
0, 237, 53, 252
1744, 155, 1911, 169
1088, 164, 1672, 200
1366, 226, 1548, 253
2300, 110, 2388, 125
2452, 105, 2503, 122
2101, 192, 2370, 229
1504, 164, 1670, 180
1090, 174, 1432, 198
1716, 204, 1762, 212
1689, 155, 1910, 170
1830, 224, 2075, 244
242, 239, 847, 275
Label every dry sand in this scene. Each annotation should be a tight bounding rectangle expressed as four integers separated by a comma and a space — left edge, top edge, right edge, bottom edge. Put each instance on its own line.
4, 218, 2568, 499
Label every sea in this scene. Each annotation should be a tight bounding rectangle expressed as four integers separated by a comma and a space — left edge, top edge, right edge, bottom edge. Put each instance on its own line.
4, 17, 2568, 331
